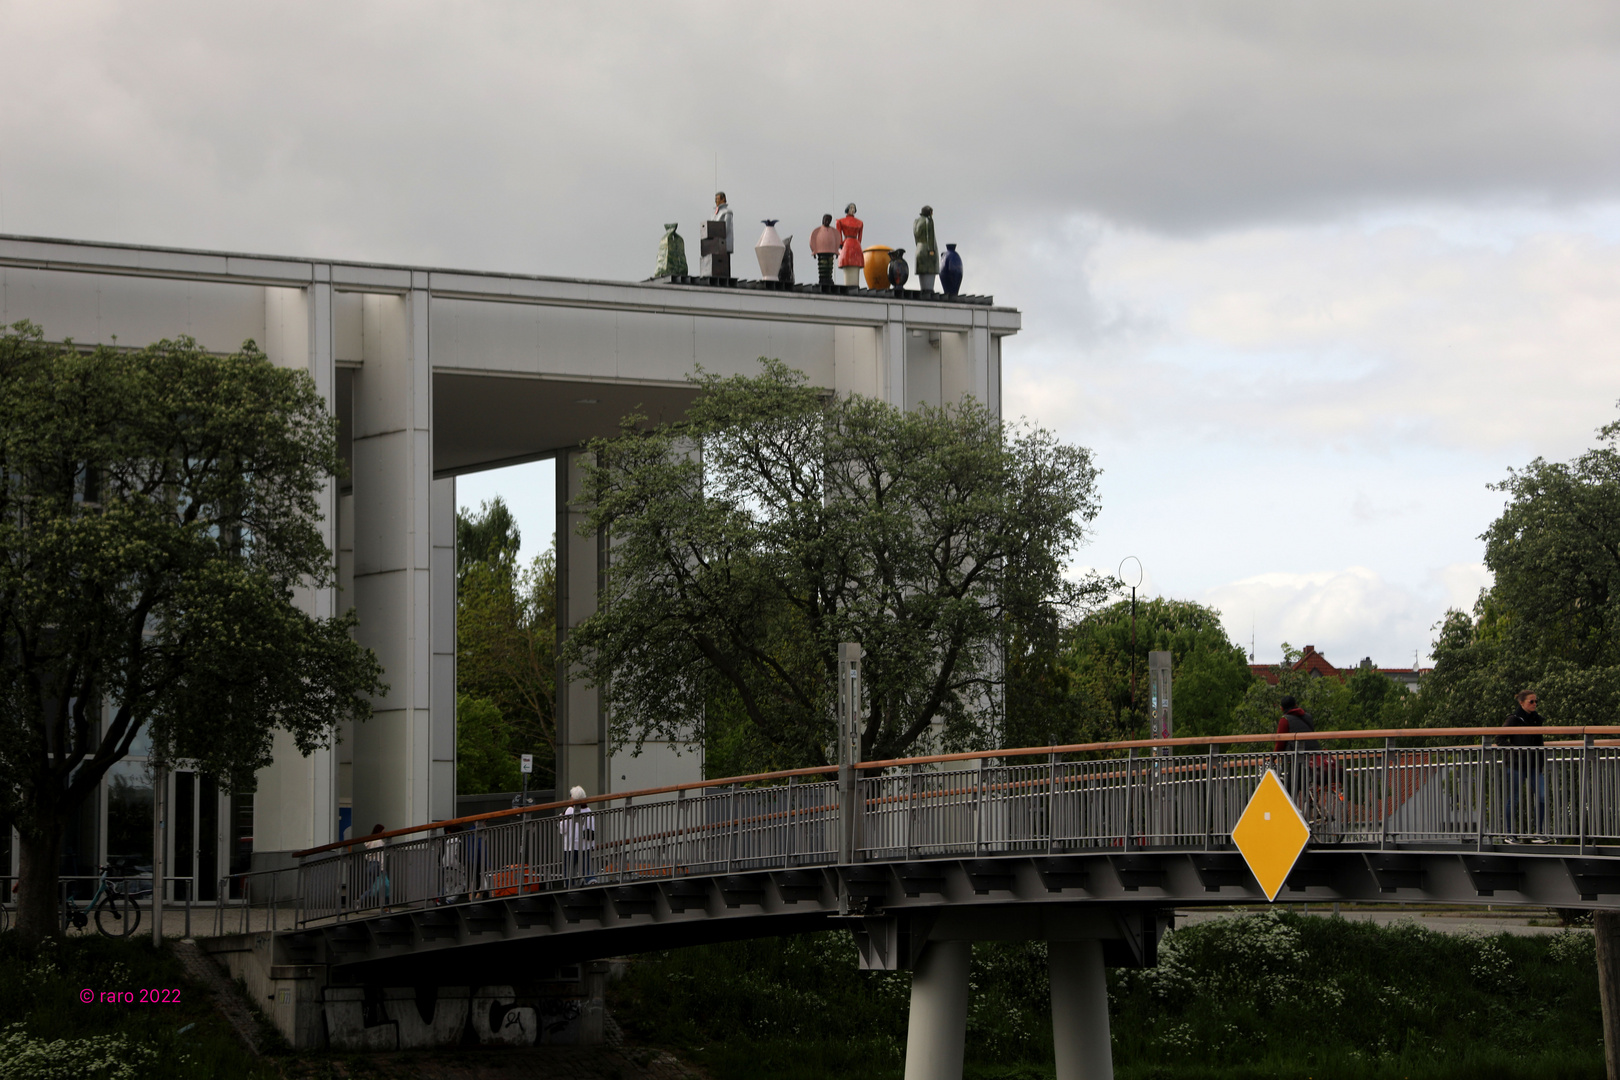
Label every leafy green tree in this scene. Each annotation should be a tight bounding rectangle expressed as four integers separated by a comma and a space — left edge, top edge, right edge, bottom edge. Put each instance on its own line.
0, 322, 384, 943
562, 359, 1109, 767
1001, 608, 1116, 751
1230, 645, 1417, 736
454, 498, 555, 792
456, 495, 521, 585
454, 693, 524, 794
1424, 413, 1620, 728
1062, 598, 1255, 741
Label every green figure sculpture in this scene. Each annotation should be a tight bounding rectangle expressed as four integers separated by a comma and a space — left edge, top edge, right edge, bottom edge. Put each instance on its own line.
913, 206, 939, 293
655, 222, 688, 277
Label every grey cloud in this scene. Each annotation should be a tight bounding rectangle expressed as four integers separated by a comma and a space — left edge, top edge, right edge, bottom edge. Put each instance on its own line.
1, 0, 1616, 275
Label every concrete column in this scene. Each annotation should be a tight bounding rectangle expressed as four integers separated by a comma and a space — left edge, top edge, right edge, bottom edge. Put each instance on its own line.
429, 475, 457, 821
555, 450, 605, 799
1049, 939, 1113, 1080
883, 305, 907, 410
350, 285, 436, 833
904, 939, 971, 1080
253, 276, 340, 854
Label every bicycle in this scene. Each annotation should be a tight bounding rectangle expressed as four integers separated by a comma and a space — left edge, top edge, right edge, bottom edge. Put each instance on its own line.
62, 860, 144, 937
1267, 754, 1346, 845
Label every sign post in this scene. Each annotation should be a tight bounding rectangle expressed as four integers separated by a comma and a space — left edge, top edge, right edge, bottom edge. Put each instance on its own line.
837, 642, 864, 866
519, 753, 533, 808
1148, 651, 1173, 755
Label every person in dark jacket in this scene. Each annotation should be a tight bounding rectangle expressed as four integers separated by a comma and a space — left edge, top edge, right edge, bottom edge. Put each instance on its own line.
1498, 689, 1547, 842
1274, 696, 1321, 752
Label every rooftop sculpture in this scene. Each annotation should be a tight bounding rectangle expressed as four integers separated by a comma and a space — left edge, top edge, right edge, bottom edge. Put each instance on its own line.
700, 192, 734, 279
809, 214, 839, 286
654, 223, 687, 278
913, 206, 939, 293
836, 204, 864, 287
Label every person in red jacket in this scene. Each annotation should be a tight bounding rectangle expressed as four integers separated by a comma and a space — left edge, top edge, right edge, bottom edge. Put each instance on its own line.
1274, 696, 1321, 752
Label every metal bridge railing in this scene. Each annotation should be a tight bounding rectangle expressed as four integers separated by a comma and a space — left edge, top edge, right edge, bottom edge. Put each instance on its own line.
288, 727, 1620, 928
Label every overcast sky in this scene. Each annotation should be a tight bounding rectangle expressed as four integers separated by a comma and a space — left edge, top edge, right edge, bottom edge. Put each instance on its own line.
4, 1, 1617, 667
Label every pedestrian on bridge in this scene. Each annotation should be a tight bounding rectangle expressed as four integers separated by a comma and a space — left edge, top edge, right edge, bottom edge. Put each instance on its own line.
358, 824, 391, 910
560, 786, 597, 885
1496, 690, 1548, 843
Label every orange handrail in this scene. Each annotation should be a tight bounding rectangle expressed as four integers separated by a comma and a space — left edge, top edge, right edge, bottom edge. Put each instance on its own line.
292, 725, 1620, 858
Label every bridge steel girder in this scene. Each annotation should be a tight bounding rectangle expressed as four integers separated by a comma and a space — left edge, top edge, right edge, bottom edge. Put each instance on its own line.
276, 845, 1620, 985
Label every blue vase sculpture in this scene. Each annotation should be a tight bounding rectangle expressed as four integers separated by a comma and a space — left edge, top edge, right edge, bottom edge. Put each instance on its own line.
887, 248, 910, 291
940, 243, 963, 296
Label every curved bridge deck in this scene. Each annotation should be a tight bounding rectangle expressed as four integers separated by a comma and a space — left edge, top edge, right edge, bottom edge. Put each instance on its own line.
284, 728, 1620, 981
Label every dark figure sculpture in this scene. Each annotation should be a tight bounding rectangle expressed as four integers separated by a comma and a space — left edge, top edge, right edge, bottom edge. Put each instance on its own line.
809, 214, 839, 286
887, 248, 910, 291
778, 235, 795, 286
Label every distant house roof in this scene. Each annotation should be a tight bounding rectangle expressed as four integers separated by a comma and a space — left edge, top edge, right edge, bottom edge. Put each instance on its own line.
1248, 645, 1432, 688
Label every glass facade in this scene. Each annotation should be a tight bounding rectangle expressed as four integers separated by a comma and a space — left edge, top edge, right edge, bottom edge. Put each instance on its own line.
105, 759, 155, 870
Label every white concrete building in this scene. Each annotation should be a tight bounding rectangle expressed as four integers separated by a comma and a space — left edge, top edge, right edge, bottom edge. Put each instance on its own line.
0, 233, 1020, 883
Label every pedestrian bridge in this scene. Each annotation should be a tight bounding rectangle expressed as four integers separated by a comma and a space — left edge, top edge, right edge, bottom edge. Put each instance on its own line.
237, 727, 1620, 1076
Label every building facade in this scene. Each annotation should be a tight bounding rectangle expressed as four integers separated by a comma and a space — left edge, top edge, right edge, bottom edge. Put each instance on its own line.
0, 233, 1021, 887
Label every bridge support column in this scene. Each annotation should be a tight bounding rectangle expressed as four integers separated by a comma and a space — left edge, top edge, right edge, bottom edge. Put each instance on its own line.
904, 939, 971, 1080
1050, 939, 1113, 1080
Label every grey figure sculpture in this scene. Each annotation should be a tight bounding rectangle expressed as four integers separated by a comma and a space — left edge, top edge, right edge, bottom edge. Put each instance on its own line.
913, 206, 939, 293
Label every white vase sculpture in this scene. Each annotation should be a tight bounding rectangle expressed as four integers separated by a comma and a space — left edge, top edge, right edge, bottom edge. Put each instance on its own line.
755, 220, 786, 280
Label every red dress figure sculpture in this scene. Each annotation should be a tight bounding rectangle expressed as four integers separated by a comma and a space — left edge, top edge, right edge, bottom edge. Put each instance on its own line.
836, 204, 864, 288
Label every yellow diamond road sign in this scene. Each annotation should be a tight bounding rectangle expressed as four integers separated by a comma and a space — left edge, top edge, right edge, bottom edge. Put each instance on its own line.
1231, 769, 1310, 902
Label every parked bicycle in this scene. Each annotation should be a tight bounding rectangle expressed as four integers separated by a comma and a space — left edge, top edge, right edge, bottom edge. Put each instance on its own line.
62, 859, 144, 937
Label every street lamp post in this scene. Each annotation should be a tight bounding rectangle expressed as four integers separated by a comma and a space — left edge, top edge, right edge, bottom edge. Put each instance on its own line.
1119, 557, 1143, 733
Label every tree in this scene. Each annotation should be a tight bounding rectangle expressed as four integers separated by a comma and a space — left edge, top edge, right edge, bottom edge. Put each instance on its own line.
454, 498, 555, 792
0, 322, 384, 943
1229, 644, 1417, 736
1062, 598, 1256, 742
455, 693, 524, 794
456, 495, 521, 585
1423, 412, 1620, 729
561, 359, 1108, 767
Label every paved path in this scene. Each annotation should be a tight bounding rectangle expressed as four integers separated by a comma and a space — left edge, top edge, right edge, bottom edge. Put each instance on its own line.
278, 1047, 707, 1080
1176, 905, 1591, 936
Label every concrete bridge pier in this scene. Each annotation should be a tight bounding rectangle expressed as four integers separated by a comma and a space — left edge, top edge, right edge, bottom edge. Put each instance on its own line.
903, 940, 972, 1080
1050, 939, 1113, 1080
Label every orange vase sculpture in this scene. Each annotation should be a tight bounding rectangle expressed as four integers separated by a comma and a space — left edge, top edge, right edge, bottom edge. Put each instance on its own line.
862, 246, 892, 291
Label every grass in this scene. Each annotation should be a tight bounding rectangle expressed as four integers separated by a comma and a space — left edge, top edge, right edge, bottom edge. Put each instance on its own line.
0, 931, 277, 1080
609, 911, 1607, 1080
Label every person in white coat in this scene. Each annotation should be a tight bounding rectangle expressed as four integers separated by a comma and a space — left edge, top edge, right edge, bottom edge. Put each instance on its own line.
559, 785, 596, 884
712, 193, 735, 254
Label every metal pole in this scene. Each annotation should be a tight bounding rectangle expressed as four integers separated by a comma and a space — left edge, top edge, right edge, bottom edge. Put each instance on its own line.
1581, 733, 1594, 855
1475, 735, 1487, 852
909, 763, 919, 860
1129, 586, 1137, 729
786, 775, 796, 868
1046, 753, 1056, 857
1205, 742, 1216, 852
1124, 747, 1135, 852
151, 756, 166, 946
837, 642, 863, 865
1380, 738, 1393, 851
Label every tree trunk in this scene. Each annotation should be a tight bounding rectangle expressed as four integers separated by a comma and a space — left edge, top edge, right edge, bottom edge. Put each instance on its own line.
1597, 910, 1620, 1080
15, 827, 63, 946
